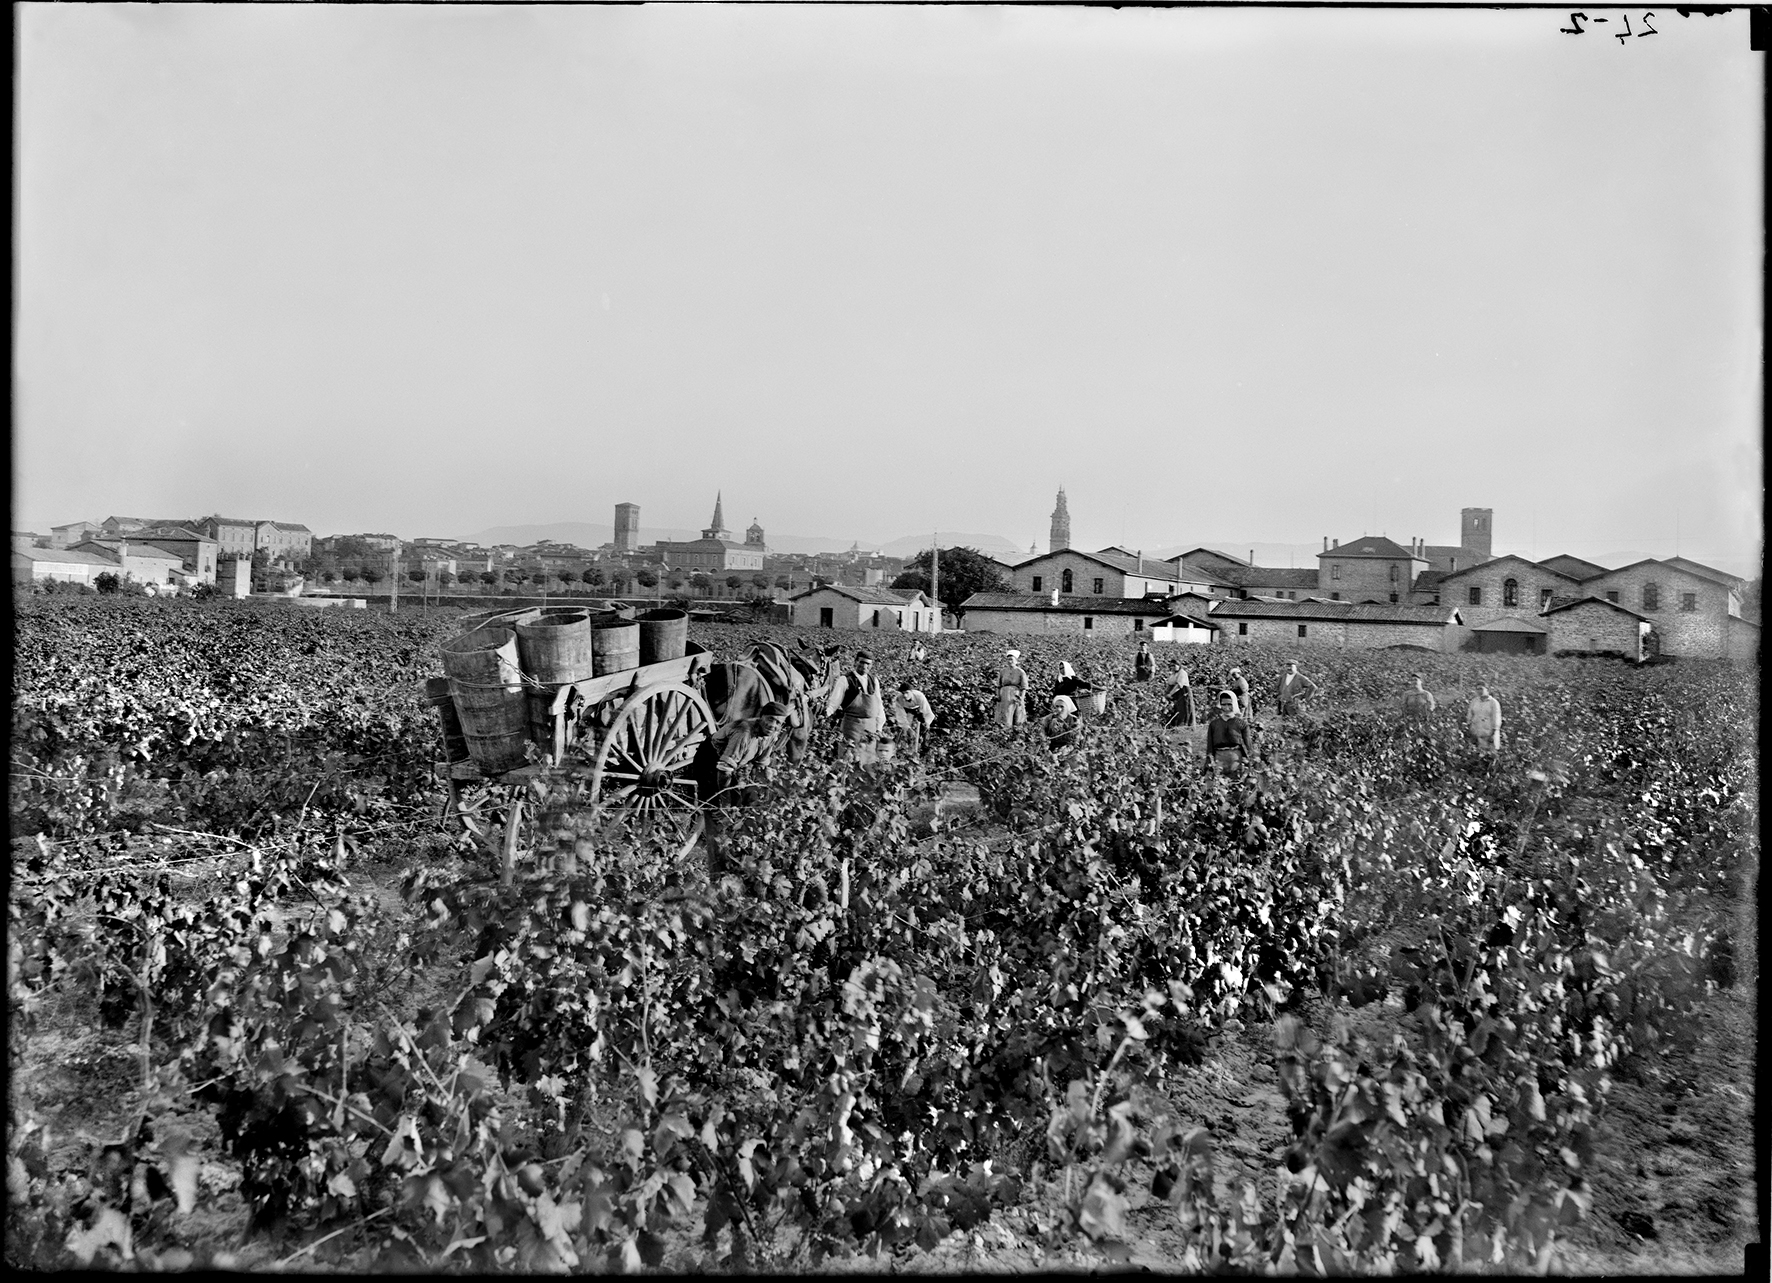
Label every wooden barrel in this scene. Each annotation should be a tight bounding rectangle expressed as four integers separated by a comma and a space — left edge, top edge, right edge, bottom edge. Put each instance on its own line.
423, 676, 471, 764
591, 620, 640, 675
637, 609, 688, 666
440, 628, 529, 774
516, 610, 595, 746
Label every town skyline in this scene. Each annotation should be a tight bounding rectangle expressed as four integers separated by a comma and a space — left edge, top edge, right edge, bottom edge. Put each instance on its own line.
16, 6, 1761, 577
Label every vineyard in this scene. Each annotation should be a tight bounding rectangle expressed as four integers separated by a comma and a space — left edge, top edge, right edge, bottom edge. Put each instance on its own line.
7, 595, 1758, 1273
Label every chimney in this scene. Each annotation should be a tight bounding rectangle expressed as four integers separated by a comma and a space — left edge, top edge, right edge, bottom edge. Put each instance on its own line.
1323, 536, 1328, 553
1332, 538, 1339, 549
1248, 549, 1254, 567
1138, 549, 1144, 573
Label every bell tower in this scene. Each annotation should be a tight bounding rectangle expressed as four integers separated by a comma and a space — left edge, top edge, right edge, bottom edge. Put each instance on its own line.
1460, 507, 1493, 561
1049, 486, 1072, 553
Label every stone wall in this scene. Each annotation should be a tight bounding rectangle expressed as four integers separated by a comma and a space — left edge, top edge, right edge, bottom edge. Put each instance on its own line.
1318, 555, 1411, 602
1578, 564, 1733, 659
962, 608, 1155, 638
1217, 616, 1455, 652
1433, 558, 1577, 624
1547, 602, 1644, 658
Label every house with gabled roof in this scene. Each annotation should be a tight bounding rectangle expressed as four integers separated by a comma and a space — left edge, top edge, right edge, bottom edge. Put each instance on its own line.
1007, 547, 1207, 601
788, 584, 939, 633
1317, 535, 1431, 604
12, 547, 117, 587
1423, 554, 1580, 630
1541, 596, 1651, 661
1575, 558, 1749, 659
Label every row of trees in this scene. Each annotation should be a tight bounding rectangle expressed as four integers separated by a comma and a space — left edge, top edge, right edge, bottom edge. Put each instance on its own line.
314, 566, 795, 596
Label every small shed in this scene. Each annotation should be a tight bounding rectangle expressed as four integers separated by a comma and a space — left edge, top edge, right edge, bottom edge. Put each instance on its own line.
1148, 615, 1219, 645
788, 584, 939, 633
1469, 616, 1550, 656
1543, 596, 1649, 661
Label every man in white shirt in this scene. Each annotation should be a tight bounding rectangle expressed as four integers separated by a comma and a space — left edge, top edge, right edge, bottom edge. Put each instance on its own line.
891, 679, 935, 759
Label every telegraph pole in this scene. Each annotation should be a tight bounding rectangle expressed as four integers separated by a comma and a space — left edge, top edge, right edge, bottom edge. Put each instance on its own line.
390, 555, 400, 614
930, 534, 939, 629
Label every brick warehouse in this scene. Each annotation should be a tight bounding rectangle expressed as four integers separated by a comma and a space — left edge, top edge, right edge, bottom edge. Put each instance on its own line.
1575, 559, 1745, 660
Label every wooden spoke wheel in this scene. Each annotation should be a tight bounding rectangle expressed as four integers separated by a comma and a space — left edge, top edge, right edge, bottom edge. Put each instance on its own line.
586, 682, 714, 861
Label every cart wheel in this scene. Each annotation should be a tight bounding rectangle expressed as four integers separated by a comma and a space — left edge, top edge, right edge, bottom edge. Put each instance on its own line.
446, 775, 533, 873
586, 681, 714, 860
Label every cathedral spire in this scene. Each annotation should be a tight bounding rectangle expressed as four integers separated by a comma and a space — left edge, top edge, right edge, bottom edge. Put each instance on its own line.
1049, 485, 1072, 552
701, 491, 733, 543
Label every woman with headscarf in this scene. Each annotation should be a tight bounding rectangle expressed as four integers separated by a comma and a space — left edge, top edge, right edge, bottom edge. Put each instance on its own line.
1164, 665, 1198, 728
1203, 689, 1254, 771
1053, 660, 1089, 704
1228, 667, 1253, 719
1043, 694, 1081, 755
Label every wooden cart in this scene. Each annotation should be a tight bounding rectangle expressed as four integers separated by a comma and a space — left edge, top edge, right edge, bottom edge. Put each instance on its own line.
437, 641, 717, 880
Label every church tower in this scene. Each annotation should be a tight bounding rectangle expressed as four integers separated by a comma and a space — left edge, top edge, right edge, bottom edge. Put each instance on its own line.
1049, 486, 1072, 553
701, 492, 732, 543
744, 518, 766, 550
1460, 507, 1493, 561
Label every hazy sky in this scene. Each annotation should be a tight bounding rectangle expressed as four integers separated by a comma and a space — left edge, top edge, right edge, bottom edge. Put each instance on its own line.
15, 5, 1763, 574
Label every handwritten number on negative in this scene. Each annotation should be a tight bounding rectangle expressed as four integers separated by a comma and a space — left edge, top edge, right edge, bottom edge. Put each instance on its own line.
1563, 11, 1657, 39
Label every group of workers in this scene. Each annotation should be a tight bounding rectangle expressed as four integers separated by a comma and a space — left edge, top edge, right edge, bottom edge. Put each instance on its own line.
700, 641, 1511, 812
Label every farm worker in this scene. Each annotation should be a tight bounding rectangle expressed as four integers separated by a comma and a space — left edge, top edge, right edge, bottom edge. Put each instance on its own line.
826, 651, 887, 760
1164, 667, 1198, 729
1044, 695, 1081, 755
1052, 660, 1090, 704
910, 640, 928, 663
1229, 668, 1253, 718
1465, 685, 1503, 755
1203, 690, 1254, 771
890, 679, 935, 759
1402, 675, 1437, 720
697, 701, 789, 875
1134, 640, 1155, 682
1277, 662, 1320, 717
995, 651, 1028, 730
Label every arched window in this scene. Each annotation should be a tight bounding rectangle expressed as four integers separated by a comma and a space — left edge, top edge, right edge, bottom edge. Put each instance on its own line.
1503, 578, 1519, 608
1642, 582, 1659, 611
1060, 568, 1073, 594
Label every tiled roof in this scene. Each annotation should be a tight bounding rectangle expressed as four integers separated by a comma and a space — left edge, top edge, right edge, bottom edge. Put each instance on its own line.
1208, 598, 1460, 625
1318, 536, 1416, 561
1020, 548, 1181, 582
1660, 556, 1744, 588
1470, 617, 1550, 633
137, 526, 211, 541
961, 593, 1169, 616
1537, 554, 1609, 581
1587, 557, 1735, 586
1412, 570, 1447, 590
12, 548, 117, 567
1233, 567, 1319, 588
790, 584, 926, 606
1541, 595, 1651, 622
1090, 550, 1182, 581
1167, 547, 1250, 569
1435, 554, 1579, 584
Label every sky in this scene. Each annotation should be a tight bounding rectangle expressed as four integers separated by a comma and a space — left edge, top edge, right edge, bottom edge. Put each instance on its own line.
14, 4, 1764, 577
